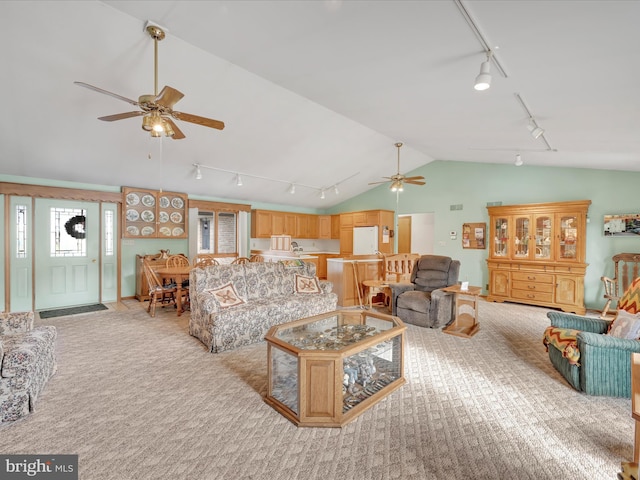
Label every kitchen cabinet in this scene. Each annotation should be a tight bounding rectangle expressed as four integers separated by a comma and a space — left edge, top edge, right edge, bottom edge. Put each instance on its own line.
327, 259, 383, 307
486, 200, 591, 314
331, 215, 340, 239
339, 210, 394, 255
251, 210, 296, 237
319, 215, 332, 239
296, 214, 319, 239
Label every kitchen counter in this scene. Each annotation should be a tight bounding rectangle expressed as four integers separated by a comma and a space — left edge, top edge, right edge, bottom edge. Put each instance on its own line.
327, 258, 383, 307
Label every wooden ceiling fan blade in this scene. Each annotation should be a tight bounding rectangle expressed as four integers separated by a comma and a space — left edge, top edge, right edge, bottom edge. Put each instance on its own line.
98, 111, 145, 122
74, 81, 139, 106
404, 176, 425, 181
155, 86, 184, 109
405, 180, 426, 185
164, 117, 185, 140
173, 111, 225, 130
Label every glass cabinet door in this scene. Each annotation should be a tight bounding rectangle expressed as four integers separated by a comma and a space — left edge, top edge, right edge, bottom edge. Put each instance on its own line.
534, 215, 553, 260
492, 217, 509, 257
558, 214, 579, 260
513, 215, 530, 259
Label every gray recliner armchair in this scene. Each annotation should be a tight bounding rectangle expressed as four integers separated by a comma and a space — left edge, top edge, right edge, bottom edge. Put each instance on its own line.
390, 255, 460, 328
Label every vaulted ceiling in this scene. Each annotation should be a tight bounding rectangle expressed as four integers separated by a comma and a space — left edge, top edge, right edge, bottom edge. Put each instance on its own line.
2, 1, 638, 208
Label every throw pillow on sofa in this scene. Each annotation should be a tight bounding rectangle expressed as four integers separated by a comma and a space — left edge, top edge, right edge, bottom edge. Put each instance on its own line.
608, 309, 640, 339
205, 282, 246, 308
294, 274, 321, 294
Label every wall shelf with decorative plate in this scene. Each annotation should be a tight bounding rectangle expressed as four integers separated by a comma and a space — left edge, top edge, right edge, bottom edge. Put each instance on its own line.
122, 187, 188, 239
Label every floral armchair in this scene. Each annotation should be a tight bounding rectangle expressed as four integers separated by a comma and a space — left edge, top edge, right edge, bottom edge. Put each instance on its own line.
0, 312, 57, 422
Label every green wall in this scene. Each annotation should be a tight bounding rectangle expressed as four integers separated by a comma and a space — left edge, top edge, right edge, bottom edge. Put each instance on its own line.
3, 162, 640, 310
330, 161, 640, 310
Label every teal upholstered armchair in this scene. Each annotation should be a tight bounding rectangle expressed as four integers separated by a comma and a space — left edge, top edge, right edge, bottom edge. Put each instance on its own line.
544, 311, 640, 397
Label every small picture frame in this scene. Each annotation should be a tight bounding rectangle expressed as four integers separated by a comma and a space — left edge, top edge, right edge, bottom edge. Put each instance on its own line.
462, 222, 486, 249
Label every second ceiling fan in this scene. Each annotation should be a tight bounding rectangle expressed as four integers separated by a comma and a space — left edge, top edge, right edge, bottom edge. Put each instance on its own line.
75, 23, 224, 140
370, 143, 425, 192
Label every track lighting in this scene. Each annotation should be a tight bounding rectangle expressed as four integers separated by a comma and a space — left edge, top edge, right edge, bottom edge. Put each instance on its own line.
514, 154, 523, 167
190, 163, 357, 197
528, 121, 544, 139
474, 51, 492, 91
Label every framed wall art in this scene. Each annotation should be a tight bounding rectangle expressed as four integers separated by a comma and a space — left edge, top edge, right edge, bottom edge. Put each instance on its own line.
603, 213, 640, 236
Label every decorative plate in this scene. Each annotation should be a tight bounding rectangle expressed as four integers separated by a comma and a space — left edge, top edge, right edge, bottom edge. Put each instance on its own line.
172, 227, 184, 236
126, 209, 139, 222
159, 196, 170, 208
170, 212, 183, 224
171, 197, 184, 209
141, 226, 155, 236
159, 211, 170, 223
159, 226, 172, 236
126, 193, 140, 206
141, 210, 155, 222
141, 194, 155, 207
126, 225, 140, 236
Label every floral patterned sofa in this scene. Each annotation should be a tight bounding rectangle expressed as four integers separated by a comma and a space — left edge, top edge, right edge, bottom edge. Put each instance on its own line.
189, 261, 338, 353
0, 311, 57, 422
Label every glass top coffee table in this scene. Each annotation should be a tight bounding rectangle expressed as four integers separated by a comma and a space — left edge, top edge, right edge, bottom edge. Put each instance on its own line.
264, 309, 406, 427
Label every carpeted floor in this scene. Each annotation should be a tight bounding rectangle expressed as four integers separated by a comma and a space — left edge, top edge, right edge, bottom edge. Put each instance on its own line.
0, 299, 633, 479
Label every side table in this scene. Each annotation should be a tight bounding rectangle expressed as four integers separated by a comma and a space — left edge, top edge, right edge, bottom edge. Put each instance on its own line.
441, 284, 482, 338
362, 280, 391, 311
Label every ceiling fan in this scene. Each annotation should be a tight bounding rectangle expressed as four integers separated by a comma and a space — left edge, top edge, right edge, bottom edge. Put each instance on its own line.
369, 142, 425, 192
74, 23, 224, 140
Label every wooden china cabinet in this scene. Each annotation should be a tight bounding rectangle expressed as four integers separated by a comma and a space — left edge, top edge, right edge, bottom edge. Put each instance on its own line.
486, 200, 591, 314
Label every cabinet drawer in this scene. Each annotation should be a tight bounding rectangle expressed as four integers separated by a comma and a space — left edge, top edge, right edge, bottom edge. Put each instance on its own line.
511, 271, 553, 283
511, 281, 554, 293
511, 289, 553, 303
553, 265, 586, 274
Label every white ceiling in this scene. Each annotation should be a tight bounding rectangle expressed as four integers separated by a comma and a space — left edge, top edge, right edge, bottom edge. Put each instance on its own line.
2, 1, 638, 209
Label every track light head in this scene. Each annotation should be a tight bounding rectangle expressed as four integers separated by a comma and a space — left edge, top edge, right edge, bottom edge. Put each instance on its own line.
235, 174, 243, 186
288, 184, 296, 195
474, 52, 492, 91
528, 123, 545, 139
320, 190, 325, 200
514, 154, 523, 167
195, 165, 202, 180
334, 185, 339, 195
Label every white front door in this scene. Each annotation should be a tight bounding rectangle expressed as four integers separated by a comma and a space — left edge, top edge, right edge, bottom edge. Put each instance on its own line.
34, 199, 100, 310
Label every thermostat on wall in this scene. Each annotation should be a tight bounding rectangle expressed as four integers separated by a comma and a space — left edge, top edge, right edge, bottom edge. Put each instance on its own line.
450, 231, 457, 240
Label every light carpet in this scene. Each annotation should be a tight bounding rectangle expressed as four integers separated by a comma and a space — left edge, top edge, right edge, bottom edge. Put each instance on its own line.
0, 299, 633, 480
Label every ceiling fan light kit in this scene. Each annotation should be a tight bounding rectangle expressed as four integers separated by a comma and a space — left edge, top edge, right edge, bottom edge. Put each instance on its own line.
369, 142, 426, 193
75, 21, 224, 140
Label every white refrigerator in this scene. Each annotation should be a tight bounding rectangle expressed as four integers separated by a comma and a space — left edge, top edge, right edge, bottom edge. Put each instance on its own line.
352, 226, 379, 255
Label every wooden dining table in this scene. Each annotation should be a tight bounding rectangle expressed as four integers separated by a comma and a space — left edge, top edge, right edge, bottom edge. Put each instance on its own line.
153, 265, 194, 316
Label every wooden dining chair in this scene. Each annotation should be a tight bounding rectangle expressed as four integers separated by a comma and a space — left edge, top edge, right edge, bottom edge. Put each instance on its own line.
232, 257, 251, 264
249, 254, 264, 262
601, 253, 640, 318
383, 253, 420, 283
166, 254, 190, 267
193, 254, 220, 268
142, 261, 177, 317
